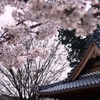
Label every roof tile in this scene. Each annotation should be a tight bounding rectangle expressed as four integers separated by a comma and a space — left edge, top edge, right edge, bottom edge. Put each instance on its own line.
39, 71, 100, 93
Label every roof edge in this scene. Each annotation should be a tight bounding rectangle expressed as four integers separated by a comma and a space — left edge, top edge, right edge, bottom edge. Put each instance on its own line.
67, 42, 99, 82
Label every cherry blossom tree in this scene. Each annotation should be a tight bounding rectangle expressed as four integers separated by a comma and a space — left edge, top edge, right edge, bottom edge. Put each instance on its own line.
0, 37, 70, 100
0, 0, 99, 68
0, 12, 68, 99
0, 0, 99, 100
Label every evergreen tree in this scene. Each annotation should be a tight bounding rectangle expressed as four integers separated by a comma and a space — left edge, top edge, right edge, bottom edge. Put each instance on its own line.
58, 25, 100, 67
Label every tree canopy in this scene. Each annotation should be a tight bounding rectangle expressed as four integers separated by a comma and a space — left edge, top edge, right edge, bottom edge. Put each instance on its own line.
58, 25, 100, 67
0, 0, 100, 100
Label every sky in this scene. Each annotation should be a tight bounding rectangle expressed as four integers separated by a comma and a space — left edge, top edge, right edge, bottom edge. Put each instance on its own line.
0, 5, 16, 29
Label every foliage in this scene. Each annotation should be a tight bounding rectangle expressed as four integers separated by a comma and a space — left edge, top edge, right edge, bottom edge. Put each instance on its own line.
58, 25, 100, 67
58, 29, 87, 67
0, 1, 71, 99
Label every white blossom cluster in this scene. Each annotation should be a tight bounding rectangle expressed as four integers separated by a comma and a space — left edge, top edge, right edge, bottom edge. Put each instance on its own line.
0, 0, 99, 68
27, 0, 100, 34
1, 0, 100, 97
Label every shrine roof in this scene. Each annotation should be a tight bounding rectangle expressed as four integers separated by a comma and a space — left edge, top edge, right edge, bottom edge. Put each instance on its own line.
39, 71, 100, 93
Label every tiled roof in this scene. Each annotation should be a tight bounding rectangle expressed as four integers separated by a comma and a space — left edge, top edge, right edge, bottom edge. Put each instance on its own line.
89, 28, 100, 48
80, 71, 100, 78
65, 31, 100, 81
38, 28, 100, 94
38, 81, 64, 90
95, 41, 100, 48
39, 71, 100, 93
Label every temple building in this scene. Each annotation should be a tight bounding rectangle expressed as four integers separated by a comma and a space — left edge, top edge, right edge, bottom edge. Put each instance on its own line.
38, 31, 100, 100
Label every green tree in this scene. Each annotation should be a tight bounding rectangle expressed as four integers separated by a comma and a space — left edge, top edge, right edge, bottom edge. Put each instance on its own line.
58, 25, 100, 67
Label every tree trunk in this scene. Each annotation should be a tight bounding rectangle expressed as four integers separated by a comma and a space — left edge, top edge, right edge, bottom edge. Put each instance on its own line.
28, 94, 39, 100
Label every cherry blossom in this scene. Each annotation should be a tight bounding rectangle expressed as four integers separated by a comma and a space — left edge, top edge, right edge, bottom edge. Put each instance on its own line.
0, 0, 99, 98
0, 0, 99, 69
